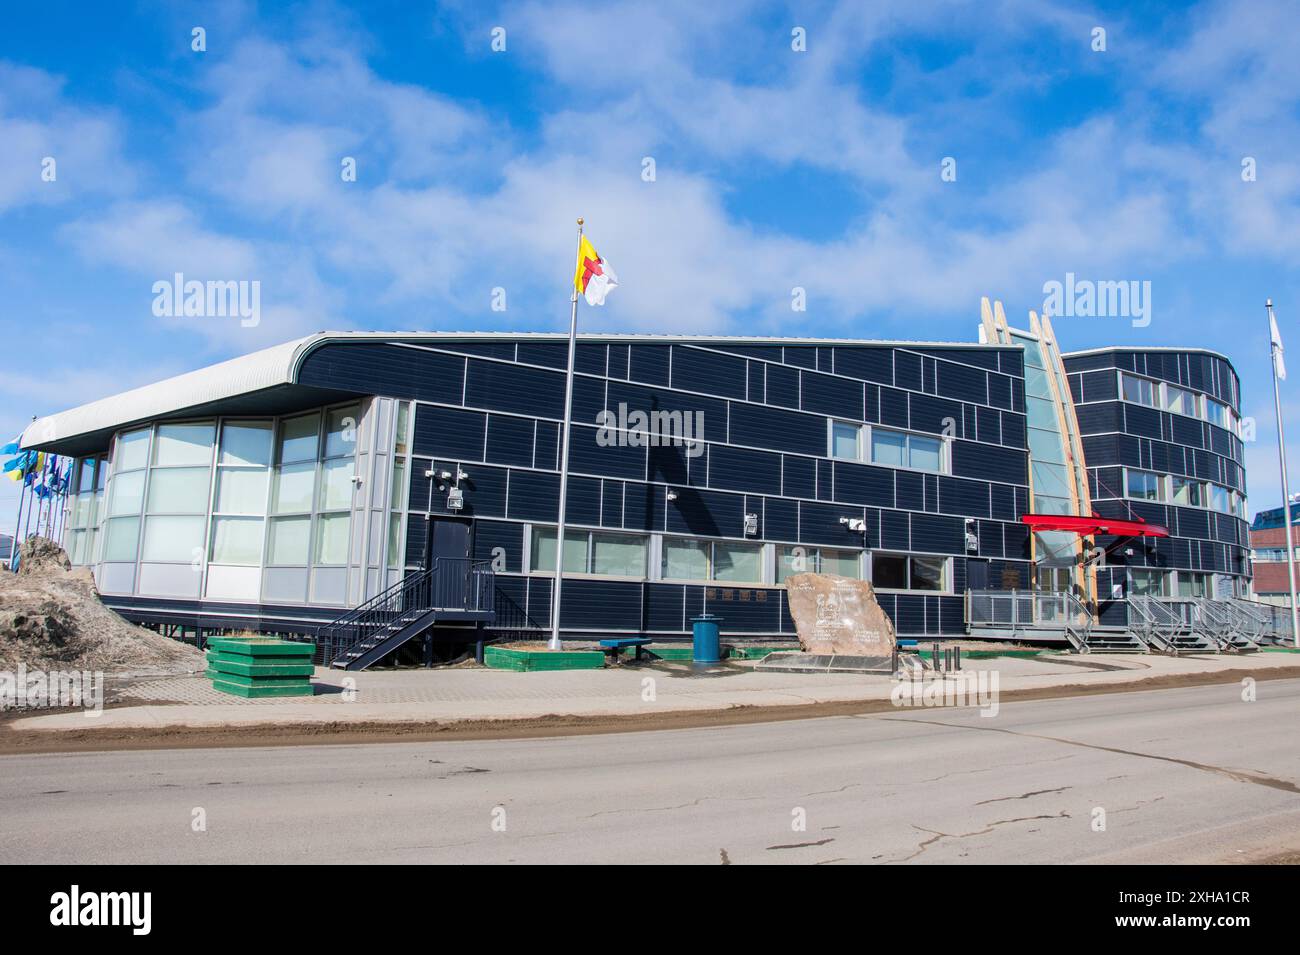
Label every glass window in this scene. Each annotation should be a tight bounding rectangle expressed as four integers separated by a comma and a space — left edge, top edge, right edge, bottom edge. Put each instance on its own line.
272, 462, 316, 513
662, 538, 710, 580
1126, 469, 1162, 501
102, 516, 140, 562
910, 556, 947, 591
871, 553, 908, 589
279, 413, 320, 464
713, 542, 762, 582
1165, 385, 1196, 416
77, 459, 97, 493
1129, 570, 1169, 597
320, 458, 355, 510
1209, 484, 1231, 513
108, 470, 146, 516
591, 533, 647, 577
909, 435, 943, 472
146, 467, 212, 513
387, 513, 404, 569
268, 516, 311, 564
215, 468, 269, 514
1121, 373, 1156, 407
1205, 399, 1228, 428
1171, 476, 1202, 507
1177, 573, 1208, 598
870, 429, 907, 467
210, 516, 264, 565
141, 515, 206, 562
114, 428, 151, 472
324, 405, 360, 458
820, 548, 861, 578
218, 421, 273, 467
831, 422, 860, 460
152, 423, 215, 467
313, 513, 351, 565
394, 402, 411, 456
530, 527, 588, 574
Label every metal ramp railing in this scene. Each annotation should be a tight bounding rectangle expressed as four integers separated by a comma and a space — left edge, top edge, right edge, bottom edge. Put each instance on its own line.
1232, 598, 1295, 646
966, 589, 1101, 652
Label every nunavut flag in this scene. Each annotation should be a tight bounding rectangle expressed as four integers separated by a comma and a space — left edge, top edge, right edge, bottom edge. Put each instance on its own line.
573, 235, 618, 306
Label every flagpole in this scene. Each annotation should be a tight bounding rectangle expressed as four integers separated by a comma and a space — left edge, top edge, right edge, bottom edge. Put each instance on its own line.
1268, 298, 1300, 648
550, 217, 584, 651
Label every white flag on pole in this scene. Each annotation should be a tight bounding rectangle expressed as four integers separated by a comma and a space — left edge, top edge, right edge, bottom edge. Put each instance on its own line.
1272, 311, 1287, 380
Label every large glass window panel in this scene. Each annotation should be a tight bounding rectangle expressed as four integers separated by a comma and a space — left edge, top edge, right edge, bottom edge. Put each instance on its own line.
1177, 573, 1208, 598
272, 462, 316, 514
1210, 484, 1231, 512
102, 516, 140, 561
268, 516, 311, 564
153, 423, 215, 467
908, 435, 943, 472
141, 515, 206, 562
1126, 469, 1161, 501
215, 468, 269, 514
114, 429, 150, 472
279, 413, 320, 464
712, 542, 762, 582
394, 403, 411, 456
910, 556, 947, 591
320, 458, 356, 510
871, 553, 908, 589
663, 538, 710, 580
530, 527, 588, 574
1122, 373, 1156, 406
313, 513, 351, 565
1129, 570, 1169, 596
210, 516, 264, 566
146, 467, 212, 513
1205, 399, 1228, 428
1165, 385, 1196, 416
1172, 477, 1202, 507
831, 422, 860, 460
870, 429, 907, 467
591, 533, 647, 577
108, 470, 145, 516
820, 548, 861, 578
77, 459, 97, 493
776, 545, 814, 582
219, 421, 273, 467
387, 513, 404, 569
390, 459, 407, 511
324, 405, 360, 458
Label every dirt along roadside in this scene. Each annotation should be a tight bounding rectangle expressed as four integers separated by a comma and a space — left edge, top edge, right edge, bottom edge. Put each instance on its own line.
4, 664, 1297, 756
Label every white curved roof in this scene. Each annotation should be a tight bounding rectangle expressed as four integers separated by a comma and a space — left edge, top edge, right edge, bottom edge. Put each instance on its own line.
21, 335, 320, 451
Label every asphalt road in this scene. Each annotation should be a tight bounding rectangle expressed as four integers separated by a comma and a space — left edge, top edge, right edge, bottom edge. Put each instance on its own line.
4, 679, 1300, 864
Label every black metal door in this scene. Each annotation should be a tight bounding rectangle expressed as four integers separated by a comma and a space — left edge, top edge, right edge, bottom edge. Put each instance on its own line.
968, 559, 989, 591
425, 518, 472, 607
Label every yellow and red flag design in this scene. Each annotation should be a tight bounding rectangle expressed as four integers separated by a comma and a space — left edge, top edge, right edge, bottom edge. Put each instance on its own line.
573, 235, 618, 306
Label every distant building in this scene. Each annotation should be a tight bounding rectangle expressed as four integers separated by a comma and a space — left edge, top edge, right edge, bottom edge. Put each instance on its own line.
1249, 501, 1300, 605
0, 533, 13, 564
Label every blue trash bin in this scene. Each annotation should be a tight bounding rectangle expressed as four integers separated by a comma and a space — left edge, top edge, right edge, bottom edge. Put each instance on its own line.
691, 614, 722, 664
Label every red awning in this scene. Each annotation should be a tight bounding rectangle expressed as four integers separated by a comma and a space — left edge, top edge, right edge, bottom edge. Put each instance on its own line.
1020, 514, 1169, 538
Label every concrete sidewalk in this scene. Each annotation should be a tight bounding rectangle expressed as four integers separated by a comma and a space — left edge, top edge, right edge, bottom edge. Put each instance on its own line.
10, 649, 1300, 733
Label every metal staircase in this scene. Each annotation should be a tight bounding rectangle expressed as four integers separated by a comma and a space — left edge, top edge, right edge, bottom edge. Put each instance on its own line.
1190, 598, 1260, 652
317, 558, 496, 670
1126, 595, 1216, 654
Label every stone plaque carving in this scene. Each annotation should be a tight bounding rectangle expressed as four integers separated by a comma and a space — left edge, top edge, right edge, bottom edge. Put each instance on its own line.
784, 574, 897, 655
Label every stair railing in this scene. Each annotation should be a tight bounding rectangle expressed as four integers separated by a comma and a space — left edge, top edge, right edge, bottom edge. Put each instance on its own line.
315, 559, 496, 666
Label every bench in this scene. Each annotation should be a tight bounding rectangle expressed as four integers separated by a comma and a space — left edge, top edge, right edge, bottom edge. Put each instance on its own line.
598, 637, 654, 662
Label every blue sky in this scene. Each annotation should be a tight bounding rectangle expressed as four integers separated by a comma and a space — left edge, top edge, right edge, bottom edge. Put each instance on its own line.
3, 0, 1300, 535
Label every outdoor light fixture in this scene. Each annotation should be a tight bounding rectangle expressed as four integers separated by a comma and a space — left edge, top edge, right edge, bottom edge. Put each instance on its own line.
964, 517, 979, 554
446, 487, 465, 511
744, 512, 759, 536
839, 517, 867, 533
666, 488, 678, 501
